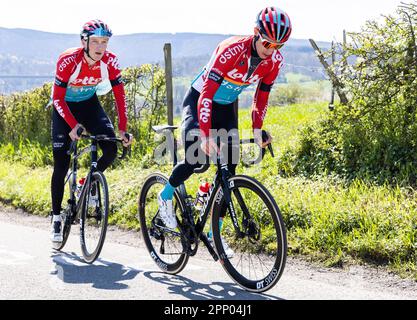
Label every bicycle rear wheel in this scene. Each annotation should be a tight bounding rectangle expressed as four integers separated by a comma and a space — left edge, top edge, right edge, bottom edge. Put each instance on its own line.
211, 175, 287, 293
80, 171, 109, 264
52, 171, 75, 251
138, 173, 189, 274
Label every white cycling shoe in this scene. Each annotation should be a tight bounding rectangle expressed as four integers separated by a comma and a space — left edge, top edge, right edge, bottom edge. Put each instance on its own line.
157, 192, 178, 229
209, 236, 235, 259
51, 214, 64, 243
88, 192, 99, 208
87, 183, 99, 208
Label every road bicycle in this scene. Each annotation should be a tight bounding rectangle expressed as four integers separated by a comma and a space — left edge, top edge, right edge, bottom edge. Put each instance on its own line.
138, 125, 287, 293
52, 128, 129, 264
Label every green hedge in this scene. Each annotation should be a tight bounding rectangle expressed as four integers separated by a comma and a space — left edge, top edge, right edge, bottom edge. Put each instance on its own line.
278, 4, 417, 185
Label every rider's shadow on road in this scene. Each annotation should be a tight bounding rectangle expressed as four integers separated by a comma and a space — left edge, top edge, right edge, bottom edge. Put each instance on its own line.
143, 271, 283, 300
50, 251, 141, 290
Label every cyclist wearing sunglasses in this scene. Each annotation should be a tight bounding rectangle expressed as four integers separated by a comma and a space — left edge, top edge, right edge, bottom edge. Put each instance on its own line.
157, 7, 292, 249
50, 20, 133, 243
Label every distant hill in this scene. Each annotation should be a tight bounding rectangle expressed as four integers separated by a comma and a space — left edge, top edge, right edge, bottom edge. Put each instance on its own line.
0, 27, 331, 94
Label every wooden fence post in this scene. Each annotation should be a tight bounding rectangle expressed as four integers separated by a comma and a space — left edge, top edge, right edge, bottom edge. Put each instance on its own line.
164, 43, 174, 125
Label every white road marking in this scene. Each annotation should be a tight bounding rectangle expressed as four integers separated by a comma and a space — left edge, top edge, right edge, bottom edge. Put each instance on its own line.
0, 248, 35, 266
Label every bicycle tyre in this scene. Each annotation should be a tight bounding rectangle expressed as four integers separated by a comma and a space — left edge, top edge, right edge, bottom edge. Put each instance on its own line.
211, 175, 287, 293
52, 171, 75, 251
80, 171, 109, 264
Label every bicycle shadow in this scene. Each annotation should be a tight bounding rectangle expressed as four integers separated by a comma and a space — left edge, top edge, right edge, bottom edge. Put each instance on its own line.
143, 271, 283, 300
50, 251, 141, 290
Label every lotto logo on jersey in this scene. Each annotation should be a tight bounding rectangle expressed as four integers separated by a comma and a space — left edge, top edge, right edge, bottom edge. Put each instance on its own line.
261, 104, 268, 121
71, 77, 102, 86
227, 69, 260, 84
107, 56, 120, 70
199, 98, 212, 124
53, 100, 66, 118
219, 44, 245, 64
272, 51, 284, 65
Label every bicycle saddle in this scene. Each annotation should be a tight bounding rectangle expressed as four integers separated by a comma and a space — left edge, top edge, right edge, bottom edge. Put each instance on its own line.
152, 125, 178, 134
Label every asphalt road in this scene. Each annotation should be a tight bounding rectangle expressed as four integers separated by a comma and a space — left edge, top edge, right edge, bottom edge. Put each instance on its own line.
0, 206, 416, 300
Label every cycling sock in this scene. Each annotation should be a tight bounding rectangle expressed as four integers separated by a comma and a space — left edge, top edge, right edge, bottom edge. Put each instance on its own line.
160, 182, 175, 201
208, 217, 224, 239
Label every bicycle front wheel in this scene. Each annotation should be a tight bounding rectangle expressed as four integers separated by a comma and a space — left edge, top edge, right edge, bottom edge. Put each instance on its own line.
211, 175, 287, 293
80, 171, 109, 264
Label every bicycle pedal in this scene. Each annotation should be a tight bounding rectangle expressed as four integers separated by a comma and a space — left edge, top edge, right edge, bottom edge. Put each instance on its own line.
188, 246, 198, 257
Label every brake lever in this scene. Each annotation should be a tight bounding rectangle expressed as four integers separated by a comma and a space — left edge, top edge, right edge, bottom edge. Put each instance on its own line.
268, 143, 275, 158
67, 141, 77, 156
119, 146, 130, 160
119, 133, 133, 160
261, 130, 275, 159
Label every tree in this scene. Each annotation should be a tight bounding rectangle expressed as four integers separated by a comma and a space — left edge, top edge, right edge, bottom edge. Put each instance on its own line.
281, 2, 417, 185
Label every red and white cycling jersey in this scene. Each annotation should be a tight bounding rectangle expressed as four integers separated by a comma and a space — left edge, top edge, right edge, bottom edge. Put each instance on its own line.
192, 35, 283, 137
52, 47, 127, 131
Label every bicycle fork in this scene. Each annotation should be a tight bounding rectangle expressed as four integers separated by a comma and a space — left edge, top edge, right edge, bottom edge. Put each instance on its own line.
220, 166, 245, 239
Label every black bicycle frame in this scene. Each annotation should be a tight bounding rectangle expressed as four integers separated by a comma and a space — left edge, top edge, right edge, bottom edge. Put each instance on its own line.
186, 166, 228, 232
174, 157, 243, 262
159, 127, 272, 259
64, 139, 100, 222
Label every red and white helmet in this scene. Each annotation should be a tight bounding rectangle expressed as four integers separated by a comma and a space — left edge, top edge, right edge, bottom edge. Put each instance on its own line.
80, 19, 113, 40
256, 7, 292, 44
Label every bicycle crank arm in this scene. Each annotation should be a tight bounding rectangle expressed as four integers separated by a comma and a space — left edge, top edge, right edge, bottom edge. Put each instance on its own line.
200, 233, 219, 261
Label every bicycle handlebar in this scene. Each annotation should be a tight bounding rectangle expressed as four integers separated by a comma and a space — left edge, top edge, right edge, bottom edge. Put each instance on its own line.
67, 133, 131, 160
239, 138, 275, 158
193, 130, 274, 174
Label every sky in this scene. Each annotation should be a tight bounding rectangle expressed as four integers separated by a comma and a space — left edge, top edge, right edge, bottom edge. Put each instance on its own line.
0, 0, 406, 41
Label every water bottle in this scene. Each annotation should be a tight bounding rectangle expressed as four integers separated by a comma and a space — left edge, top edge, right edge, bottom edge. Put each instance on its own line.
194, 182, 211, 212
76, 177, 86, 198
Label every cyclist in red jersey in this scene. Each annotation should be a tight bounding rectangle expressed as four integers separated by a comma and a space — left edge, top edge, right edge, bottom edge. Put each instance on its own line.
157, 7, 292, 257
51, 20, 132, 243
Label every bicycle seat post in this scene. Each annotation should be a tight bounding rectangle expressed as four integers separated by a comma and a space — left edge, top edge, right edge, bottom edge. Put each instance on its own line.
167, 133, 178, 166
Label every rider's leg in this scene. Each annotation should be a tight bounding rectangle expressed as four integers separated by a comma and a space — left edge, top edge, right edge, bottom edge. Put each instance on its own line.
51, 109, 72, 216
157, 123, 201, 228
158, 88, 202, 228
161, 87, 203, 198
51, 151, 71, 215
51, 109, 72, 242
